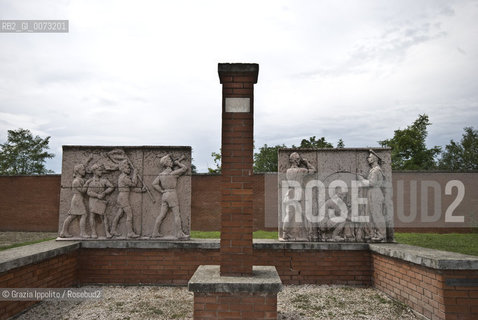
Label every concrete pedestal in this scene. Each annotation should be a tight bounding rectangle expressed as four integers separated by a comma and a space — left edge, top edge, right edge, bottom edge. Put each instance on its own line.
188, 265, 282, 320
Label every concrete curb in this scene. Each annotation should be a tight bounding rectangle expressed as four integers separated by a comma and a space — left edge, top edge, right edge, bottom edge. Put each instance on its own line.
80, 239, 220, 249
369, 243, 478, 270
0, 240, 80, 273
253, 239, 369, 250
2, 240, 478, 275
188, 265, 282, 294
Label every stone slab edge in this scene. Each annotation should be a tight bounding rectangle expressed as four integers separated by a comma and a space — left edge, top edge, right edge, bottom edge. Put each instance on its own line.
80, 239, 220, 249
188, 265, 282, 294
253, 239, 369, 250
62, 145, 192, 150
3, 240, 477, 275
0, 240, 80, 274
369, 243, 478, 270
79, 239, 368, 250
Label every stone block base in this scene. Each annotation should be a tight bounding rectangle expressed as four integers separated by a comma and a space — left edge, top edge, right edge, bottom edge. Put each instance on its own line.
188, 265, 282, 320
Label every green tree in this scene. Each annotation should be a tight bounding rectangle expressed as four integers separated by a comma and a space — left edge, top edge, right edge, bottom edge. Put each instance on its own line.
379, 114, 441, 170
0, 128, 54, 175
210, 136, 341, 173
189, 149, 198, 173
295, 136, 333, 149
253, 144, 286, 172
337, 139, 345, 148
191, 161, 198, 174
439, 127, 478, 170
207, 151, 221, 174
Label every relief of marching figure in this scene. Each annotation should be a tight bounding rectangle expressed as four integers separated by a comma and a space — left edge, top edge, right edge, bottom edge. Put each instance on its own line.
59, 162, 90, 238
87, 163, 115, 238
151, 154, 189, 239
107, 149, 150, 239
110, 160, 146, 238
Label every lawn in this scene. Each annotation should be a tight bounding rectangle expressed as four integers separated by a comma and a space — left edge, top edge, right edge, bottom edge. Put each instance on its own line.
394, 232, 478, 256
2, 231, 476, 257
0, 238, 56, 251
191, 230, 478, 256
190, 230, 277, 239
190, 231, 221, 239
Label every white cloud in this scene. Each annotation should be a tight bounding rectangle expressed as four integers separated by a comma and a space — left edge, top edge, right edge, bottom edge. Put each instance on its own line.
0, 0, 477, 172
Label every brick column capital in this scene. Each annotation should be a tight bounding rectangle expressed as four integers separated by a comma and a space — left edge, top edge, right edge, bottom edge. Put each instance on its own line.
218, 63, 259, 84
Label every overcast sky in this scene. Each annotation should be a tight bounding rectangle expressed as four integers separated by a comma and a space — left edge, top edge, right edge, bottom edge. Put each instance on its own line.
1, 0, 477, 173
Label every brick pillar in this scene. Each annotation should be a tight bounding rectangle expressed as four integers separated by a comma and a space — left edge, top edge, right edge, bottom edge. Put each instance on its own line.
189, 63, 281, 320
218, 63, 258, 276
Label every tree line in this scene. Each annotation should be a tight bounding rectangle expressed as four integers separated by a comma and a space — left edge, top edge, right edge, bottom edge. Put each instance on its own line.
0, 114, 476, 175
208, 114, 478, 173
0, 128, 54, 175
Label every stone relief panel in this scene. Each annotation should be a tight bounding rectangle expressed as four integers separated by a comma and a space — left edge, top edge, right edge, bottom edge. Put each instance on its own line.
278, 150, 318, 241
58, 146, 191, 240
278, 148, 393, 242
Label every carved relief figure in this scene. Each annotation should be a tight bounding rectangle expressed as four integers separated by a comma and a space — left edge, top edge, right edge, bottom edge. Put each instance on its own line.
358, 150, 386, 242
110, 160, 145, 238
59, 164, 89, 238
87, 164, 114, 238
281, 152, 316, 241
107, 149, 155, 204
151, 155, 189, 239
318, 189, 349, 242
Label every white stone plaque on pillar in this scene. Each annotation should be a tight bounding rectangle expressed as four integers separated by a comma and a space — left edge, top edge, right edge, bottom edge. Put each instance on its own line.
225, 98, 250, 113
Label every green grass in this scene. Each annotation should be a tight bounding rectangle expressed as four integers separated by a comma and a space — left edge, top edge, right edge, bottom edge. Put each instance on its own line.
0, 237, 56, 251
253, 230, 278, 239
190, 230, 277, 239
2, 231, 476, 260
395, 232, 478, 256
190, 231, 220, 239
191, 231, 478, 256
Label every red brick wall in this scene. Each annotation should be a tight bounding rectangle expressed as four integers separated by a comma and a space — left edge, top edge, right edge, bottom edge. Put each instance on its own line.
442, 270, 478, 320
392, 172, 478, 232
0, 174, 262, 233
77, 248, 371, 286
373, 253, 445, 319
0, 174, 250, 233
1, 173, 477, 233
193, 292, 277, 320
255, 249, 372, 285
372, 253, 478, 320
0, 175, 60, 232
1, 246, 477, 319
0, 246, 370, 319
78, 248, 221, 285
191, 175, 221, 231
0, 251, 78, 320
253, 174, 267, 232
